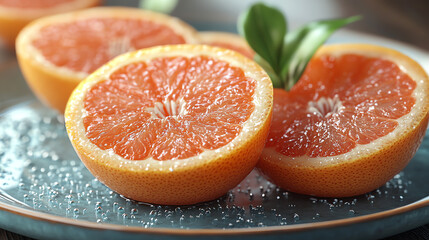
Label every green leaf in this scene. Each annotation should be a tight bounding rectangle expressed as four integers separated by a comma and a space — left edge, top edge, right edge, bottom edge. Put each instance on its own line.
139, 0, 178, 14
238, 3, 287, 73
238, 2, 360, 91
280, 16, 361, 90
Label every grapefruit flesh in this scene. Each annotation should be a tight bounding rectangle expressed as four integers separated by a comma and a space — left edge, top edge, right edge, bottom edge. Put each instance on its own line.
32, 18, 188, 74
83, 56, 256, 160
268, 54, 416, 157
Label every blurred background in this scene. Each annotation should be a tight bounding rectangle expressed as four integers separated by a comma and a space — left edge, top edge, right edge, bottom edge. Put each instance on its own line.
1, 0, 428, 55
106, 0, 429, 51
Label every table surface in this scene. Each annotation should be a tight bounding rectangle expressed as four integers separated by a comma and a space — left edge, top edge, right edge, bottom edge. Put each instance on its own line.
1, 0, 429, 239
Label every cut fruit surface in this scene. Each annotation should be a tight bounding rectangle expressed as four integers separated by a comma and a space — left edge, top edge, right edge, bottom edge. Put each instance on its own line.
0, 0, 100, 48
16, 7, 198, 113
84, 55, 256, 161
198, 31, 255, 59
65, 45, 273, 205
258, 44, 429, 197
32, 18, 188, 74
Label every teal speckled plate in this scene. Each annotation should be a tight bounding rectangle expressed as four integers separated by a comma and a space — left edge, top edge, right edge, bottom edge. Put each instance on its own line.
0, 31, 429, 240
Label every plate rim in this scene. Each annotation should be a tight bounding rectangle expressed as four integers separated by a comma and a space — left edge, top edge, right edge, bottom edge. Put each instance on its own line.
0, 195, 428, 236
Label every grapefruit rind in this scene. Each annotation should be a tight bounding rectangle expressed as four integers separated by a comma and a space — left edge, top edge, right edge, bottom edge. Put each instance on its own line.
258, 44, 429, 197
65, 45, 273, 205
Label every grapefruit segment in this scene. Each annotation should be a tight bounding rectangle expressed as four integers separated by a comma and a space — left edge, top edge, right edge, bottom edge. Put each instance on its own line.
65, 45, 273, 205
259, 44, 429, 197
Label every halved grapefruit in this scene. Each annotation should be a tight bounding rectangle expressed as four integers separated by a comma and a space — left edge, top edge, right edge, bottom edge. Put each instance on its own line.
258, 44, 429, 197
16, 7, 198, 113
65, 45, 273, 205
